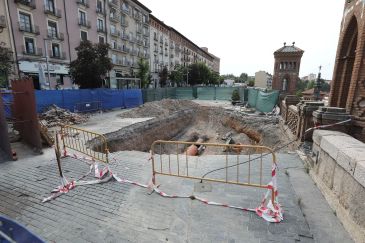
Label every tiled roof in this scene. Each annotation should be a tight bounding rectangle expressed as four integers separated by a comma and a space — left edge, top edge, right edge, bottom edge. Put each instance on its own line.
275, 45, 304, 53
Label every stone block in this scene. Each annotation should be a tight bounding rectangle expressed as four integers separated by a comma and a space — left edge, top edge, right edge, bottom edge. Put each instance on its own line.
312, 130, 349, 146
354, 160, 365, 188
320, 135, 365, 160
333, 165, 345, 198
317, 150, 336, 189
337, 147, 365, 175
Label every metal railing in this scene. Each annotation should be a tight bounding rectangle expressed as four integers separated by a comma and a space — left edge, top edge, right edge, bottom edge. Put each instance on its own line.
60, 125, 109, 163
150, 140, 277, 203
44, 6, 62, 17
14, 0, 36, 8
18, 22, 40, 34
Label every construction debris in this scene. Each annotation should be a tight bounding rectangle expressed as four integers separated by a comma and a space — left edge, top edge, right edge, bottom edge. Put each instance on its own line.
39, 105, 88, 127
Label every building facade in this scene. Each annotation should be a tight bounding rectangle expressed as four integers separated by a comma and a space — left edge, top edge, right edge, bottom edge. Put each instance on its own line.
0, 0, 18, 85
4, 0, 219, 89
330, 0, 365, 141
272, 42, 304, 95
255, 71, 272, 89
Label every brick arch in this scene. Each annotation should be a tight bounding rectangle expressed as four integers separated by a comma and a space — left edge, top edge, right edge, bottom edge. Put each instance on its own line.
330, 16, 358, 108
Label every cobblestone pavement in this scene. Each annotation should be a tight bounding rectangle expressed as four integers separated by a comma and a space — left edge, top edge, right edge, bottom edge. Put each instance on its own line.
0, 151, 353, 243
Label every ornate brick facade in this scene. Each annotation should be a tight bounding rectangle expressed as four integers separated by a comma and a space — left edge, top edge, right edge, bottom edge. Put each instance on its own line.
272, 43, 304, 95
330, 0, 365, 141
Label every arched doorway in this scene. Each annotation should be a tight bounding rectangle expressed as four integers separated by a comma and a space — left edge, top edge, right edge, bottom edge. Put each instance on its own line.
331, 16, 358, 108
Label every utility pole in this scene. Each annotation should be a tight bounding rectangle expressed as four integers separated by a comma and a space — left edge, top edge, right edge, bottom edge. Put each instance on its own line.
44, 39, 51, 89
314, 65, 322, 101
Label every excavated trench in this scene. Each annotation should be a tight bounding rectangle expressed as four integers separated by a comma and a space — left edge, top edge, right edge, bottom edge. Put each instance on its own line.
95, 100, 286, 155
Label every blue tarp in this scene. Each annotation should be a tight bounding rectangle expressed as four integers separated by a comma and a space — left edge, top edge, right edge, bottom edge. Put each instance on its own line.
33, 89, 142, 113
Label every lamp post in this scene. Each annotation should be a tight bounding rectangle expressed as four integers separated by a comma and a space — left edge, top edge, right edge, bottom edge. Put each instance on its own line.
44, 38, 51, 89
314, 65, 322, 101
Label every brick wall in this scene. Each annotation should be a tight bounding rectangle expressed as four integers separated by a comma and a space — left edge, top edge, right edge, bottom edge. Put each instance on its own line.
330, 1, 365, 142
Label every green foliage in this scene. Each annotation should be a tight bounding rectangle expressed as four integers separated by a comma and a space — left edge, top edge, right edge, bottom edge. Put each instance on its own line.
159, 66, 169, 87
169, 65, 185, 86
231, 89, 240, 101
0, 47, 13, 88
307, 80, 315, 89
209, 71, 220, 85
188, 62, 211, 85
69, 41, 113, 89
137, 58, 150, 88
248, 80, 255, 87
239, 73, 248, 83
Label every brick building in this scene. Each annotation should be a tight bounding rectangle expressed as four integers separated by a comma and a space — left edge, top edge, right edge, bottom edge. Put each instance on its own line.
329, 0, 365, 141
272, 42, 304, 95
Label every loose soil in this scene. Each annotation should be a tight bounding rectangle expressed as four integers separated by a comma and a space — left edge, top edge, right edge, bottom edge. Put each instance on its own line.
103, 99, 288, 154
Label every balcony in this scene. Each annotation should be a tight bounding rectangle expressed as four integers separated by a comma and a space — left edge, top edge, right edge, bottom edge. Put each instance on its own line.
96, 8, 106, 16
110, 30, 120, 37
143, 41, 149, 47
170, 44, 174, 49
121, 6, 129, 15
154, 49, 158, 53
153, 36, 158, 41
170, 54, 174, 58
50, 51, 66, 59
97, 26, 106, 33
14, 0, 36, 9
121, 33, 129, 40
144, 53, 149, 59
0, 16, 6, 28
47, 31, 64, 41
108, 0, 118, 7
18, 22, 40, 35
136, 39, 143, 46
143, 31, 149, 37
44, 6, 62, 18
130, 49, 137, 56
76, 0, 89, 8
121, 19, 128, 27
22, 46, 42, 56
109, 14, 119, 23
78, 19, 91, 28
159, 38, 163, 44
133, 12, 141, 21
136, 28, 142, 34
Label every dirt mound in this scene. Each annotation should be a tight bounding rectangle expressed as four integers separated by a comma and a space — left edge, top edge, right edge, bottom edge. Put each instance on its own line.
119, 99, 199, 118
40, 105, 89, 127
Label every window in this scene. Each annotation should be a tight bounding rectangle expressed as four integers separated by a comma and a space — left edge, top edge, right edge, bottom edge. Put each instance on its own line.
99, 36, 104, 43
142, 14, 147, 23
110, 8, 116, 18
48, 21, 58, 38
154, 32, 157, 41
19, 12, 32, 32
24, 37, 35, 54
79, 10, 86, 25
121, 2, 129, 12
112, 54, 117, 64
52, 43, 60, 58
110, 25, 116, 34
45, 0, 55, 13
96, 0, 103, 13
97, 19, 104, 31
111, 40, 117, 49
81, 30, 87, 41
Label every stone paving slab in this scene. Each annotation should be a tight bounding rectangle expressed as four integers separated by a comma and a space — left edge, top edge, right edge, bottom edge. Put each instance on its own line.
0, 151, 353, 242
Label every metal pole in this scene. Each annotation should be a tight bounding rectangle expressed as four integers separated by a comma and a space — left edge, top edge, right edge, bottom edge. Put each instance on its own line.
186, 68, 188, 86
44, 39, 51, 89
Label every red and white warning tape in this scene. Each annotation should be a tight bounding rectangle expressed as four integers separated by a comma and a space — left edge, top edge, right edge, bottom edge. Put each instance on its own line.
43, 150, 283, 223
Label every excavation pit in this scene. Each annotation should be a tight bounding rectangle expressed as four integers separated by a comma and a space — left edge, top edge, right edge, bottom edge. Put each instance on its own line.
96, 100, 287, 155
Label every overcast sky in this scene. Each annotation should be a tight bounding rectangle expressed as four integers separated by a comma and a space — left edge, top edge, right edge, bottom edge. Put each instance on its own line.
139, 0, 345, 80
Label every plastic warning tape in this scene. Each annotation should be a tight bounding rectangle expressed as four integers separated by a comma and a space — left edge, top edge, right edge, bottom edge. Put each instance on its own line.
43, 153, 283, 223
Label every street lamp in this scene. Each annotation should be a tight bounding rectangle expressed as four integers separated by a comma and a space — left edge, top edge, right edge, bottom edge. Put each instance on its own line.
314, 65, 322, 101
44, 38, 52, 89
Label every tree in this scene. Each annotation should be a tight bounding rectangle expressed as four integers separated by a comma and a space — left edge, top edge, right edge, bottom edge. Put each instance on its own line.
159, 66, 168, 87
209, 71, 220, 86
169, 65, 185, 87
69, 41, 113, 89
137, 58, 150, 88
248, 80, 255, 87
188, 62, 211, 85
239, 73, 248, 83
0, 47, 13, 88
231, 89, 240, 101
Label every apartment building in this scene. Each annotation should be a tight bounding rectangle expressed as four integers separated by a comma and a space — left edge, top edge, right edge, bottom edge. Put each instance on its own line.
7, 0, 71, 89
5, 0, 218, 89
108, 0, 151, 89
0, 0, 18, 84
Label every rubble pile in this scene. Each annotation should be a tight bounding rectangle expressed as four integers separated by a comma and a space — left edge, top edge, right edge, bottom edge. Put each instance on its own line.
39, 105, 88, 127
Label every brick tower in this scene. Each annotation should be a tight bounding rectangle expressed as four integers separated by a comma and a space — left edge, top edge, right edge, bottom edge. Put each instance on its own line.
272, 42, 304, 94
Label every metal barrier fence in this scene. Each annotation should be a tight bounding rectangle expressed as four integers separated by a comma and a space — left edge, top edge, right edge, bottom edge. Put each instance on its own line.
60, 125, 109, 163
150, 140, 277, 203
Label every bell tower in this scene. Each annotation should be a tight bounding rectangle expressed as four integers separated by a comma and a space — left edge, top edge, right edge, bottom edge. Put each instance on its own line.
272, 42, 304, 94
